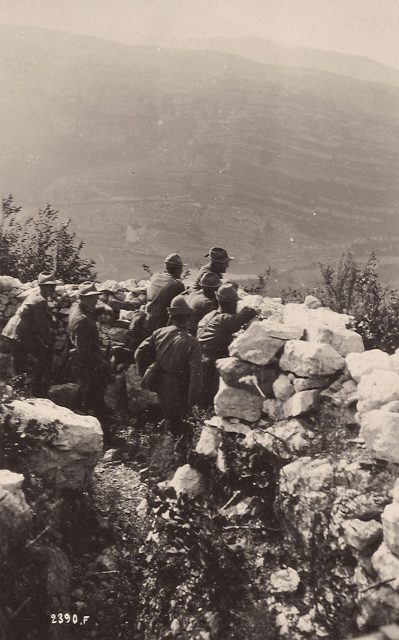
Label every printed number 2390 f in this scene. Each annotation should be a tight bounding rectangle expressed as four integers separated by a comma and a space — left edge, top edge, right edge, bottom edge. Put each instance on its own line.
51, 613, 90, 625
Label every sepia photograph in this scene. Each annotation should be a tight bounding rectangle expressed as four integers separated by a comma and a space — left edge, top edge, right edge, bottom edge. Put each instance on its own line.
0, 1, 399, 638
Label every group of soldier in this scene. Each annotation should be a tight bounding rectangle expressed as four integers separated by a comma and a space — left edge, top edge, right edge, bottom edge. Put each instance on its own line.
2, 246, 257, 446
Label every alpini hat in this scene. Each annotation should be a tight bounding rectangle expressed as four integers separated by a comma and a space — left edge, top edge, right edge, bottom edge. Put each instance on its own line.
205, 247, 234, 262
199, 272, 222, 288
216, 283, 239, 303
164, 253, 187, 266
37, 271, 57, 285
79, 282, 101, 297
167, 295, 192, 316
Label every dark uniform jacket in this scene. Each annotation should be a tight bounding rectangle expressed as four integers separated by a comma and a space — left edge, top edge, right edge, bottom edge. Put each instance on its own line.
135, 325, 202, 410
68, 302, 103, 369
193, 263, 224, 291
185, 290, 218, 335
197, 307, 256, 360
144, 272, 185, 333
2, 291, 54, 351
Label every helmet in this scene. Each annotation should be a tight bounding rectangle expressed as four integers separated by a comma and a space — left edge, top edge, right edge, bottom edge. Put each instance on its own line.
215, 283, 239, 303
79, 282, 101, 297
199, 272, 222, 288
205, 247, 235, 263
167, 295, 192, 316
37, 271, 57, 285
164, 253, 187, 266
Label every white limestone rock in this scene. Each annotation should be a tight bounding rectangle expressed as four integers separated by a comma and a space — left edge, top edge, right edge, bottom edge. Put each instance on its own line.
262, 398, 284, 421
283, 390, 320, 418
170, 465, 205, 498
305, 324, 364, 357
371, 542, 399, 591
0, 275, 24, 292
237, 295, 284, 320
345, 349, 392, 382
196, 426, 222, 458
341, 518, 382, 551
283, 302, 350, 332
229, 321, 287, 365
280, 340, 345, 377
244, 418, 311, 460
383, 401, 399, 412
357, 370, 399, 415
304, 295, 323, 309
270, 568, 300, 593
382, 502, 399, 556
293, 376, 331, 392
215, 380, 263, 422
360, 410, 399, 463
216, 357, 258, 388
280, 457, 334, 495
391, 350, 399, 373
392, 479, 399, 503
9, 398, 103, 490
0, 470, 32, 558
355, 564, 399, 629
273, 374, 295, 401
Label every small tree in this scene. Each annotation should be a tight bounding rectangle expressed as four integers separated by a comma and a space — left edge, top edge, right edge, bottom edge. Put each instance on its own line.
0, 195, 96, 283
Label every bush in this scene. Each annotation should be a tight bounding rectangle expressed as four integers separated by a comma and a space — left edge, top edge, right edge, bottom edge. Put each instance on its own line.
0, 195, 96, 283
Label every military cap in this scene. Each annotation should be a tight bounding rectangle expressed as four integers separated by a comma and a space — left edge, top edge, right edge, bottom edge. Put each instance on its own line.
215, 283, 239, 303
164, 253, 187, 266
205, 247, 234, 262
199, 272, 222, 288
79, 282, 101, 297
167, 295, 192, 316
37, 271, 57, 285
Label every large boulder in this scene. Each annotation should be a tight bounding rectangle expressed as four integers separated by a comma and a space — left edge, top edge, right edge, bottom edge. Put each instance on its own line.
341, 518, 382, 551
283, 303, 350, 332
237, 295, 284, 320
293, 376, 332, 392
215, 380, 263, 422
382, 502, 399, 556
273, 374, 295, 401
195, 426, 222, 458
244, 418, 311, 460
0, 275, 24, 292
357, 370, 399, 415
216, 357, 258, 388
355, 565, 399, 629
360, 410, 399, 463
283, 390, 320, 418
0, 470, 32, 559
280, 341, 345, 377
229, 321, 288, 365
8, 398, 103, 490
304, 324, 364, 357
345, 349, 392, 382
371, 542, 399, 591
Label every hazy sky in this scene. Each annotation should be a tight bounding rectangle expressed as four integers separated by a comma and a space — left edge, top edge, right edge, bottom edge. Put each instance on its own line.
1, 0, 399, 69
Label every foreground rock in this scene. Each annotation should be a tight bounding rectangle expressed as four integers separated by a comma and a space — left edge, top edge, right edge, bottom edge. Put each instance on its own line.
214, 380, 263, 422
345, 349, 393, 382
9, 398, 103, 490
0, 470, 32, 559
357, 370, 399, 415
280, 341, 345, 377
360, 410, 399, 463
169, 465, 206, 498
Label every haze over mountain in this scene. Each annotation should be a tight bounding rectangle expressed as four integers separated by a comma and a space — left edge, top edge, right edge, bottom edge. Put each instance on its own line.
1, 25, 399, 286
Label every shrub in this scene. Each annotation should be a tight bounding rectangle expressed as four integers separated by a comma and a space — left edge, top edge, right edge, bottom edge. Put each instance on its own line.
0, 195, 96, 283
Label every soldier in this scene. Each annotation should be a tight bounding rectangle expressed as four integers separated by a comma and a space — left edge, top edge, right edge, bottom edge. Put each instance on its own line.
144, 253, 186, 335
135, 296, 202, 451
2, 271, 57, 395
197, 283, 257, 406
193, 246, 234, 290
68, 282, 110, 419
185, 271, 221, 335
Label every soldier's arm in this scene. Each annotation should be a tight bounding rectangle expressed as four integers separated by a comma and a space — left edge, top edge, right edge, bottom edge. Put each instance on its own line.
75, 320, 102, 368
224, 306, 257, 333
188, 342, 203, 407
134, 333, 156, 377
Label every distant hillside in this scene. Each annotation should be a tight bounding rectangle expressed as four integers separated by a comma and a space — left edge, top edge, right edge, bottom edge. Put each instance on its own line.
1, 26, 399, 286
174, 36, 399, 87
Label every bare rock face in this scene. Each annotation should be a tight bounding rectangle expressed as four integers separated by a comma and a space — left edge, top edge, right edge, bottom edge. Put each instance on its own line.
283, 390, 320, 418
9, 398, 103, 490
355, 564, 399, 629
357, 370, 399, 415
360, 410, 399, 463
372, 542, 399, 591
280, 341, 345, 377
273, 374, 295, 401
229, 322, 286, 365
283, 302, 350, 332
0, 470, 32, 559
237, 295, 284, 320
244, 418, 311, 460
170, 465, 205, 498
341, 518, 382, 551
216, 357, 258, 388
382, 502, 399, 556
304, 324, 364, 357
215, 380, 263, 422
346, 349, 392, 382
196, 426, 222, 458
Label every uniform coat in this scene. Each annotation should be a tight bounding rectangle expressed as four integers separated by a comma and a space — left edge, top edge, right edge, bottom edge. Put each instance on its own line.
144, 272, 185, 333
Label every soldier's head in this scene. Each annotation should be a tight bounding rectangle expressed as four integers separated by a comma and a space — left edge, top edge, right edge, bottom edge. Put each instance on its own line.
167, 295, 192, 329
216, 283, 239, 314
205, 247, 234, 274
164, 253, 186, 278
37, 271, 57, 300
78, 282, 101, 311
199, 272, 221, 298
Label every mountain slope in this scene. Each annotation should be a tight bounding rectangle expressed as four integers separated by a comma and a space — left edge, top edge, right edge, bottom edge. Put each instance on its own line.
1, 26, 399, 284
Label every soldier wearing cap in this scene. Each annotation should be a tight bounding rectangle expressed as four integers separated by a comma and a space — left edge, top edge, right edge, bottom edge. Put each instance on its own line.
68, 282, 110, 418
193, 246, 234, 291
184, 271, 221, 335
197, 283, 256, 406
2, 271, 57, 395
144, 253, 186, 335
135, 295, 202, 452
